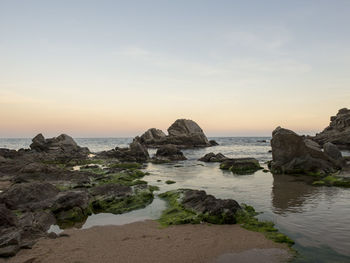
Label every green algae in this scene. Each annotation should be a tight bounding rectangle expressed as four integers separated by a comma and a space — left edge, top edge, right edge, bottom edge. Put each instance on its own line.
90, 187, 155, 215
165, 180, 176, 184
312, 175, 350, 188
158, 191, 294, 246
109, 162, 142, 169
54, 206, 92, 229
236, 204, 294, 246
96, 169, 148, 187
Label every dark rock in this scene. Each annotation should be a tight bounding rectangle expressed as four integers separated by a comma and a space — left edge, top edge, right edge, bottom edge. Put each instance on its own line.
198, 152, 228, 162
270, 127, 339, 175
29, 133, 89, 158
257, 140, 267, 143
139, 128, 167, 145
0, 204, 17, 228
323, 142, 343, 160
313, 108, 350, 150
182, 189, 241, 223
0, 182, 59, 210
209, 140, 219, 146
90, 184, 132, 198
51, 191, 91, 226
0, 228, 20, 257
220, 158, 262, 174
97, 140, 149, 162
153, 144, 187, 162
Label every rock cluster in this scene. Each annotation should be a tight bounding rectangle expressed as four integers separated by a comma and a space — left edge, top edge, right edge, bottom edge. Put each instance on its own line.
152, 144, 187, 163
313, 108, 350, 150
96, 140, 149, 162
270, 127, 341, 175
138, 119, 213, 148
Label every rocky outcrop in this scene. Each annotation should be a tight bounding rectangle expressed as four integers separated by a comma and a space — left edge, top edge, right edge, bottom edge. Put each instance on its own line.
270, 127, 340, 175
0, 182, 59, 210
30, 134, 89, 158
97, 140, 149, 162
198, 152, 228, 162
313, 108, 350, 150
209, 140, 219, 146
152, 144, 187, 162
220, 158, 262, 174
138, 119, 211, 148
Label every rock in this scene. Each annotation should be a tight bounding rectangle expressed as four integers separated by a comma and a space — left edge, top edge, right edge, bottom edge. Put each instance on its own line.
323, 142, 343, 160
153, 144, 187, 162
29, 133, 90, 158
139, 128, 167, 145
257, 140, 267, 143
270, 127, 339, 175
138, 119, 211, 148
51, 191, 91, 227
0, 228, 20, 257
220, 158, 262, 174
209, 140, 219, 146
0, 204, 17, 228
313, 108, 350, 150
198, 152, 228, 162
159, 189, 241, 224
0, 182, 59, 210
97, 140, 149, 162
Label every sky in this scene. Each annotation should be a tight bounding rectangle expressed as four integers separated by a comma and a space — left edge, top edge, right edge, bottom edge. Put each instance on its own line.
1, 0, 350, 138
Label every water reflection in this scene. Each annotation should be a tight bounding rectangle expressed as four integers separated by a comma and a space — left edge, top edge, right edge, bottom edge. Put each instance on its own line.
271, 174, 321, 214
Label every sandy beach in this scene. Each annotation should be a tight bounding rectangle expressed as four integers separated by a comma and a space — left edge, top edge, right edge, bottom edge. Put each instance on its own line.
2, 220, 291, 263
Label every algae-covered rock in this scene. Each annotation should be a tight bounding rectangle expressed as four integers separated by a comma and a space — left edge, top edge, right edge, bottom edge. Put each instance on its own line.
220, 158, 262, 174
198, 152, 228, 162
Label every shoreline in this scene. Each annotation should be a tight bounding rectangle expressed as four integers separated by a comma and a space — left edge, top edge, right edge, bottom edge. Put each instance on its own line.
2, 220, 292, 263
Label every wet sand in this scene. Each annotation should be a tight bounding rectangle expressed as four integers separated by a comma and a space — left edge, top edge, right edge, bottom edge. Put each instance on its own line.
3, 220, 292, 263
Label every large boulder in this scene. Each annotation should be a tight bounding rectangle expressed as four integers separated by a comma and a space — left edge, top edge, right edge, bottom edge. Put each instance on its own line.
153, 144, 187, 162
30, 133, 89, 157
323, 142, 343, 161
270, 127, 339, 175
313, 108, 350, 150
0, 204, 17, 228
138, 119, 211, 148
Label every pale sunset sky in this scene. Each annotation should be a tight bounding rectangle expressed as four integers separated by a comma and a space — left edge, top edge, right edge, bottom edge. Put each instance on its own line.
1, 0, 349, 137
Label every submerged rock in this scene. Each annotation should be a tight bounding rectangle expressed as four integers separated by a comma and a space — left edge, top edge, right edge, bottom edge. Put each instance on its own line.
138, 119, 211, 148
270, 127, 339, 175
313, 108, 350, 150
198, 152, 228, 162
220, 158, 262, 174
153, 144, 187, 162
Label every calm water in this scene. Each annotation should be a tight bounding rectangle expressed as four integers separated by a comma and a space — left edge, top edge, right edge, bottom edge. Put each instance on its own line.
1, 137, 350, 262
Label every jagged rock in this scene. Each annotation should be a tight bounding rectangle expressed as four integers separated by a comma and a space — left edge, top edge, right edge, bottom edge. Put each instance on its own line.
198, 152, 228, 162
153, 144, 187, 162
270, 127, 339, 175
139, 128, 167, 145
220, 158, 262, 174
323, 142, 343, 161
313, 108, 350, 150
29, 133, 89, 158
0, 182, 59, 210
138, 119, 211, 148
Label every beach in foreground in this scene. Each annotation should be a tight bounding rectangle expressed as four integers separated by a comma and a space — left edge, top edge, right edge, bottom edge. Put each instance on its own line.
3, 220, 291, 263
